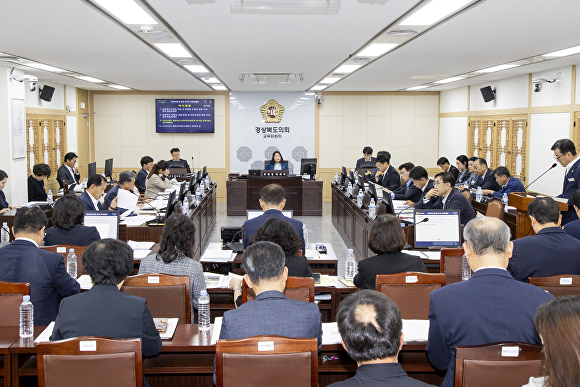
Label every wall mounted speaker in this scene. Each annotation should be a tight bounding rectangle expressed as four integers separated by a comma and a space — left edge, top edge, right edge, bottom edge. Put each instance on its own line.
39, 85, 55, 102
480, 86, 495, 103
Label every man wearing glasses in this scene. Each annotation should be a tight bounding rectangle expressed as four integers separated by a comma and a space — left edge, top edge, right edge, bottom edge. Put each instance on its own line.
551, 139, 580, 225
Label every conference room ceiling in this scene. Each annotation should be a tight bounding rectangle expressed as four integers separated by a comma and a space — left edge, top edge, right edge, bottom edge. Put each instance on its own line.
0, 0, 579, 92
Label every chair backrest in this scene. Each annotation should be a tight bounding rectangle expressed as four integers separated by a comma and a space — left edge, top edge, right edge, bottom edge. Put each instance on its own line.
375, 272, 446, 319
461, 190, 471, 201
376, 201, 387, 215
216, 335, 317, 387
242, 276, 315, 304
485, 198, 504, 220
440, 248, 465, 277
121, 274, 191, 324
529, 274, 580, 297
0, 281, 30, 326
37, 337, 142, 387
454, 342, 542, 387
41, 245, 88, 276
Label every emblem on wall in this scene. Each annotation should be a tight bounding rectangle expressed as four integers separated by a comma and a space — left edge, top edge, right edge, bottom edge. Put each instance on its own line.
260, 100, 285, 123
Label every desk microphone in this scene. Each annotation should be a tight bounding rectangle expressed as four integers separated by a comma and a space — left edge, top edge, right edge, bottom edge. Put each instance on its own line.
402, 217, 429, 229
396, 206, 412, 218
524, 163, 557, 191
129, 191, 164, 222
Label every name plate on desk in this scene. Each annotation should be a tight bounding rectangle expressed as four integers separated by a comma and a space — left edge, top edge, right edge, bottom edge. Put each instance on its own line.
261, 171, 288, 177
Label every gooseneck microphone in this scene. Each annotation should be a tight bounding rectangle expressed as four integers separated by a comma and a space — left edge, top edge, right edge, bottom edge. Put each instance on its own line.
402, 217, 429, 229
129, 191, 164, 222
524, 163, 557, 191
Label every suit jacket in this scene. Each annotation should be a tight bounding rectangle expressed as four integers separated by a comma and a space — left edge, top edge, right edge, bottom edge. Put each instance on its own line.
0, 239, 80, 325
145, 174, 172, 199
475, 169, 501, 191
355, 156, 376, 170
507, 226, 580, 282
0, 190, 8, 210
103, 185, 129, 214
285, 254, 313, 277
417, 180, 435, 203
557, 159, 580, 224
415, 187, 476, 225
265, 162, 289, 170
376, 165, 401, 191
50, 284, 162, 357
456, 169, 470, 185
447, 165, 460, 180
136, 168, 148, 193
393, 181, 423, 203
28, 175, 47, 202
327, 363, 434, 387
44, 224, 101, 247
57, 164, 80, 185
353, 252, 428, 290
427, 268, 553, 387
564, 218, 580, 242
80, 190, 103, 211
491, 176, 525, 199
242, 209, 305, 252
219, 290, 323, 351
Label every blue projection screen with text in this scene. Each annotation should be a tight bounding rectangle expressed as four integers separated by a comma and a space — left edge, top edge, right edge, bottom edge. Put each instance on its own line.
156, 99, 214, 133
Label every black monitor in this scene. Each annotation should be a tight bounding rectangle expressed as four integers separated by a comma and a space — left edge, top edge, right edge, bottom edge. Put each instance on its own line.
188, 174, 196, 193
413, 209, 461, 248
349, 170, 355, 183
202, 166, 207, 178
178, 182, 188, 204
196, 170, 202, 184
342, 175, 350, 191
341, 166, 347, 177
164, 190, 177, 221
104, 158, 113, 179
357, 174, 365, 188
88, 162, 96, 177
168, 160, 187, 169
380, 193, 395, 215
358, 161, 377, 169
300, 158, 317, 178
368, 183, 377, 201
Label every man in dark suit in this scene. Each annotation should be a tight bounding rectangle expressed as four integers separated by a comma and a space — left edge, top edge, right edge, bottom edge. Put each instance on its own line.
482, 166, 525, 199
170, 148, 191, 173
80, 174, 113, 211
103, 171, 136, 214
563, 189, 580, 241
57, 152, 80, 186
405, 166, 434, 206
508, 196, 580, 282
328, 290, 434, 387
355, 146, 376, 170
367, 151, 401, 191
552, 139, 580, 224
472, 158, 501, 191
391, 162, 423, 203
242, 183, 305, 252
0, 207, 80, 325
427, 217, 553, 387
416, 172, 476, 225
437, 157, 459, 180
136, 156, 154, 193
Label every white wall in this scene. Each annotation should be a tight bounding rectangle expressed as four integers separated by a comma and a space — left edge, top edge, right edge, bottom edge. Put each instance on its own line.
65, 85, 76, 112
470, 75, 529, 111
439, 117, 468, 160
440, 87, 468, 113
24, 82, 65, 110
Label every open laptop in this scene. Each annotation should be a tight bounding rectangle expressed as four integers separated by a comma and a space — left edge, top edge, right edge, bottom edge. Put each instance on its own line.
413, 209, 461, 249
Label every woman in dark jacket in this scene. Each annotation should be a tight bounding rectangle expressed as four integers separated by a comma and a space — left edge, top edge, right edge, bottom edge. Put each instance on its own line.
44, 195, 101, 246
28, 163, 51, 202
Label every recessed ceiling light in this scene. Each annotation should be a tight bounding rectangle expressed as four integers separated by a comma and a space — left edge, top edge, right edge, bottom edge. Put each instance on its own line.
212, 85, 227, 90
406, 85, 429, 90
475, 64, 520, 73
311, 85, 327, 90
25, 63, 67, 72
357, 43, 398, 57
304, 92, 315, 96
335, 64, 361, 73
543, 44, 580, 57
184, 65, 209, 73
434, 76, 466, 84
321, 77, 340, 84
300, 97, 309, 100
75, 75, 106, 83
400, 0, 472, 26
154, 43, 191, 58
94, 0, 157, 25
108, 84, 130, 90
203, 77, 220, 83
387, 29, 417, 36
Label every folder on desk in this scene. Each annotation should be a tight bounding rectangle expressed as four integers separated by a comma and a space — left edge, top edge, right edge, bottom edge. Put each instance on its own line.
200, 249, 236, 262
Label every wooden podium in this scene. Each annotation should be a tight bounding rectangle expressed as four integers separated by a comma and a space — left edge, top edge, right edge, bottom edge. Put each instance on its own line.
509, 193, 568, 239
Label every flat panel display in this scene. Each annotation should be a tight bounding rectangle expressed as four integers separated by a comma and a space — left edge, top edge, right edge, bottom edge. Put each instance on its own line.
413, 209, 461, 248
84, 211, 119, 239
156, 99, 214, 133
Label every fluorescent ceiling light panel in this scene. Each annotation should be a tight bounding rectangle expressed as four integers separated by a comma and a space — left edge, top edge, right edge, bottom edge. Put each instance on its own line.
543, 44, 580, 57
357, 43, 398, 57
304, 92, 315, 95
300, 97, 309, 100
203, 77, 220, 83
212, 85, 227, 90
400, 0, 472, 26
75, 75, 105, 83
108, 84, 130, 90
94, 0, 157, 25
434, 76, 466, 84
311, 85, 327, 90
320, 77, 340, 84
25, 63, 67, 72
335, 64, 361, 73
475, 64, 520, 73
184, 65, 209, 73
154, 43, 191, 58
406, 85, 429, 90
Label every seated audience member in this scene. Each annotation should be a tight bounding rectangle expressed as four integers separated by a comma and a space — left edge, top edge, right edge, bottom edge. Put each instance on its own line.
265, 151, 289, 170
481, 166, 525, 199
392, 162, 422, 202
523, 295, 580, 387
367, 151, 401, 191
552, 138, 580, 225
44, 195, 101, 247
427, 217, 553, 387
219, 241, 322, 349
80, 174, 113, 211
354, 214, 427, 290
437, 157, 459, 180
57, 152, 80, 185
0, 170, 16, 213
328, 290, 435, 387
145, 160, 172, 199
242, 183, 305, 252
563, 189, 580, 241
472, 158, 501, 191
416, 172, 476, 225
50, 239, 161, 387
0, 207, 80, 325
103, 171, 136, 214
455, 155, 470, 185
355, 146, 375, 170
138, 213, 206, 322
463, 156, 479, 186
508, 197, 580, 282
170, 147, 191, 173
404, 166, 434, 206
136, 156, 154, 193
28, 163, 51, 202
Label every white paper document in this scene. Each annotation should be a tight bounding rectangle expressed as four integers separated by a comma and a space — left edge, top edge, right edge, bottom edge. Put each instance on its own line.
120, 215, 156, 226
127, 241, 155, 250
404, 251, 427, 259
133, 250, 152, 259
34, 322, 55, 343
212, 317, 223, 345
421, 251, 441, 260
322, 322, 341, 345
402, 319, 429, 342
117, 188, 138, 212
200, 249, 236, 262
76, 274, 93, 290
157, 318, 179, 340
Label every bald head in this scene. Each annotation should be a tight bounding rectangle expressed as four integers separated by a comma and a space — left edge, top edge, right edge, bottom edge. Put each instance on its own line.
354, 303, 382, 333
463, 216, 513, 270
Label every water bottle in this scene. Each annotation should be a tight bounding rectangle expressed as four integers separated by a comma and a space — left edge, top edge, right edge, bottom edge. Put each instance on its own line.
463, 180, 469, 190
66, 249, 77, 278
334, 172, 339, 184
461, 256, 472, 281
198, 290, 210, 332
47, 190, 53, 204
81, 178, 87, 189
357, 189, 363, 207
476, 186, 482, 202
196, 187, 202, 204
369, 198, 376, 217
347, 182, 353, 197
19, 295, 34, 338
1, 222, 9, 242
502, 193, 509, 211
302, 224, 309, 248
345, 249, 357, 281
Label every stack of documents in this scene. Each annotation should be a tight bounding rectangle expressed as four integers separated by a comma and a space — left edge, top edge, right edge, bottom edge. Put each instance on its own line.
204, 272, 243, 288
404, 250, 440, 260
120, 214, 156, 226
128, 240, 155, 259
200, 249, 236, 262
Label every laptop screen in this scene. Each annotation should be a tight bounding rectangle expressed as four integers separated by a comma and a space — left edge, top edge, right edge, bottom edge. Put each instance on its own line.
84, 211, 119, 239
246, 210, 293, 220
413, 209, 461, 248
